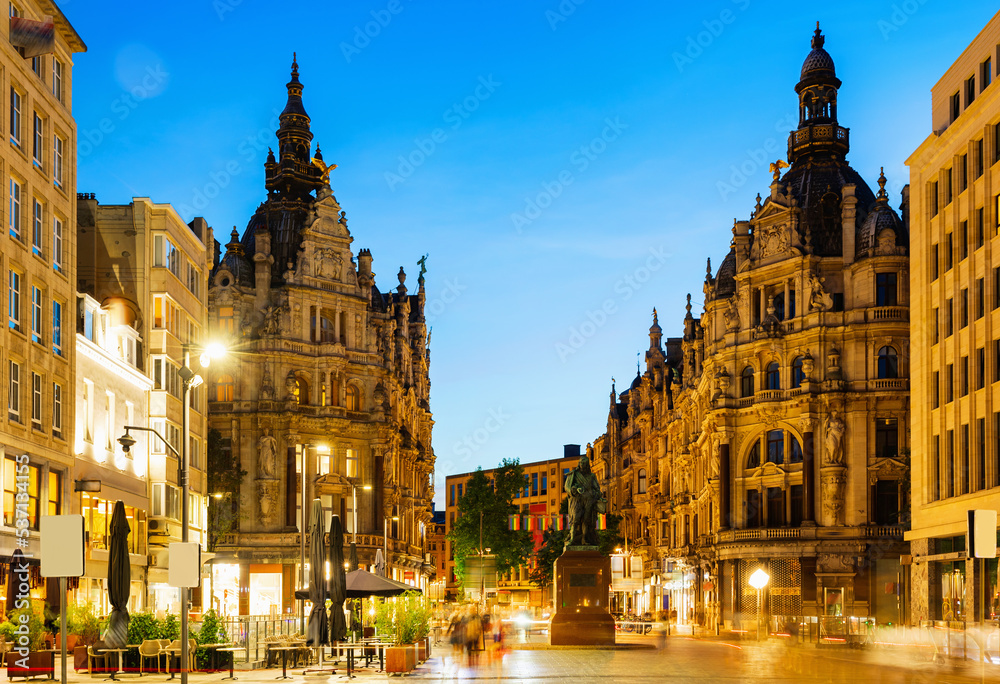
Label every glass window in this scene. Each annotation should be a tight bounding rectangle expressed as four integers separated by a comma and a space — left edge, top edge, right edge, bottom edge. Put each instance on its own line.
10, 87, 21, 147
741, 366, 754, 397
790, 435, 802, 463
746, 489, 762, 528
51, 59, 62, 101
791, 356, 804, 388
32, 199, 42, 255
8, 361, 20, 421
51, 300, 61, 355
215, 374, 234, 401
766, 430, 784, 464
765, 362, 780, 390
875, 272, 897, 306
53, 135, 63, 187
48, 471, 60, 516
320, 316, 335, 343
9, 178, 21, 239
30, 372, 41, 428
30, 286, 41, 343
346, 385, 359, 411
52, 382, 62, 436
346, 448, 358, 478
32, 112, 41, 164
52, 216, 63, 271
3, 456, 39, 528
878, 346, 899, 379
746, 442, 760, 469
637, 468, 647, 494
8, 270, 20, 330
876, 419, 898, 460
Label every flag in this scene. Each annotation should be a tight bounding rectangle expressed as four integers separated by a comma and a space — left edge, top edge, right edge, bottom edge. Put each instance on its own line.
522, 515, 530, 531
539, 516, 549, 531
9, 16, 54, 58
525, 516, 535, 531
553, 515, 564, 531
597, 514, 607, 530
508, 515, 520, 531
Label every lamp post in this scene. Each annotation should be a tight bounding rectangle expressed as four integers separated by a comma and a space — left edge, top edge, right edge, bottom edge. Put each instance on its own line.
748, 568, 770, 641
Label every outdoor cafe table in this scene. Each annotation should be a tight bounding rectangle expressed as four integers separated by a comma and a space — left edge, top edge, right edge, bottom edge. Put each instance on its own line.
356, 640, 394, 672
268, 646, 299, 680
215, 646, 246, 681
199, 644, 235, 673
101, 648, 129, 681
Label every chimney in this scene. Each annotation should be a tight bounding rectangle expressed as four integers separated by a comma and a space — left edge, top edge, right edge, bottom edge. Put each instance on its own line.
563, 444, 581, 459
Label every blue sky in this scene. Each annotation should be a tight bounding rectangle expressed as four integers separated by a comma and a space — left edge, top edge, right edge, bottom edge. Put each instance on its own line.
66, 1, 998, 508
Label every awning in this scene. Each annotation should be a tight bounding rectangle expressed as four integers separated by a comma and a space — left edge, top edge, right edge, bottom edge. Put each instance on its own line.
74, 466, 149, 511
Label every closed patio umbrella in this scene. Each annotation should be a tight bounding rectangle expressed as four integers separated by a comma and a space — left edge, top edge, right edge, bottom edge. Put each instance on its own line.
373, 548, 385, 578
104, 501, 131, 648
348, 542, 359, 571
5, 548, 28, 612
306, 500, 328, 647
327, 515, 347, 643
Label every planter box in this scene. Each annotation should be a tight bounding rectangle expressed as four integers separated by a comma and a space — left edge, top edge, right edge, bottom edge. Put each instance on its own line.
6, 650, 55, 680
73, 645, 89, 671
385, 645, 410, 674
405, 644, 417, 671
417, 640, 426, 662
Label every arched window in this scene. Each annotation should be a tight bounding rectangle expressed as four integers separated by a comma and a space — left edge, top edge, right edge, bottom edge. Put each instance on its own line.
791, 356, 804, 388
790, 435, 803, 463
765, 362, 780, 390
319, 316, 335, 343
877, 346, 899, 379
766, 430, 784, 464
295, 377, 310, 405
637, 468, 647, 494
741, 366, 755, 397
346, 384, 360, 411
746, 442, 760, 469
215, 374, 234, 402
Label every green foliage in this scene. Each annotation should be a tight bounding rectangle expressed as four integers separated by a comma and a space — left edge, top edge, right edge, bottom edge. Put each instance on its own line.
447, 459, 534, 582
160, 613, 180, 640
371, 593, 429, 645
8, 602, 47, 651
529, 497, 624, 589
124, 612, 163, 670
196, 609, 228, 670
0, 619, 18, 641
68, 602, 101, 645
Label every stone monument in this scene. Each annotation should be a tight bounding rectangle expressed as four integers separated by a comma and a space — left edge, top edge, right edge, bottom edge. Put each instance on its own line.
549, 455, 615, 646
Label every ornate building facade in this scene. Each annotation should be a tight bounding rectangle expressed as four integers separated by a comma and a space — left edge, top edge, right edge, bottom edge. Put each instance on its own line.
590, 27, 911, 629
207, 59, 434, 615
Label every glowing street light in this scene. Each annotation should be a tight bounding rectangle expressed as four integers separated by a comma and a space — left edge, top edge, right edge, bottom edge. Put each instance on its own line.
748, 568, 770, 641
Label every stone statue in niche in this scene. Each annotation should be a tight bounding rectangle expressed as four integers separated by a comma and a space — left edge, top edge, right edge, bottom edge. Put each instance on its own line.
724, 295, 740, 332
262, 305, 281, 336
260, 367, 275, 400
257, 428, 277, 478
824, 412, 845, 466
808, 271, 834, 311
285, 372, 298, 401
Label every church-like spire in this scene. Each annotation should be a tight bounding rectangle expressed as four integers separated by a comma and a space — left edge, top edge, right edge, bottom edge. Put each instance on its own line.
266, 56, 323, 200
789, 23, 848, 164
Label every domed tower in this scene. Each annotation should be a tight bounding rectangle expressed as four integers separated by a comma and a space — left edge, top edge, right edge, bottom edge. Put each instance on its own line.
265, 54, 324, 200
789, 23, 848, 163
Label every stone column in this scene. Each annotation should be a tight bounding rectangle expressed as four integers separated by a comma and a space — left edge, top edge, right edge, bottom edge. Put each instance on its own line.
803, 430, 815, 523
285, 442, 297, 528
719, 442, 731, 530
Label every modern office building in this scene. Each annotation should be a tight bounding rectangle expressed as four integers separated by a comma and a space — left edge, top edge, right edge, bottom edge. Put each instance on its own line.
906, 9, 1000, 625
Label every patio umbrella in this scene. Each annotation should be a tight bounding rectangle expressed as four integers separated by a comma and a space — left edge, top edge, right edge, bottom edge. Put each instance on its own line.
344, 569, 420, 598
328, 514, 347, 643
104, 500, 131, 648
348, 542, 359, 571
305, 499, 328, 647
373, 548, 385, 577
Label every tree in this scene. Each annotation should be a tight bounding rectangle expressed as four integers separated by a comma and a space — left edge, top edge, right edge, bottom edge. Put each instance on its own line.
447, 459, 533, 582
528, 497, 623, 590
206, 427, 248, 550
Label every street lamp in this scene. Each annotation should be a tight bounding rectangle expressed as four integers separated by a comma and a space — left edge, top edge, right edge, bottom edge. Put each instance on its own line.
748, 568, 770, 641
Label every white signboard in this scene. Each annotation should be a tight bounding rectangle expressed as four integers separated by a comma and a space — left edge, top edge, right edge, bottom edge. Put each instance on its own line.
168, 543, 202, 588
968, 509, 998, 558
40, 515, 85, 577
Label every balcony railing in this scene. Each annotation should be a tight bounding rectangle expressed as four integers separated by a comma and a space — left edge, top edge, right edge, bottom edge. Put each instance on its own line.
871, 378, 907, 391
867, 306, 908, 322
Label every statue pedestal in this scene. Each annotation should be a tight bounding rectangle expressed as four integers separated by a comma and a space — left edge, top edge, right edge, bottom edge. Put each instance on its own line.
549, 548, 615, 646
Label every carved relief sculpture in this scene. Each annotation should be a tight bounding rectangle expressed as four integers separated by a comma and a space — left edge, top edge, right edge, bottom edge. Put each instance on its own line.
257, 428, 277, 478
824, 412, 845, 466
820, 470, 846, 526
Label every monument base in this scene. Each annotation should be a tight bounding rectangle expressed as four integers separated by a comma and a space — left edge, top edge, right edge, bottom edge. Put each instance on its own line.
549, 548, 615, 646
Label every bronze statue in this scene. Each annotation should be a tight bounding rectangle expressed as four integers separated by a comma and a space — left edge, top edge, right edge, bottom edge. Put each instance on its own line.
564, 455, 604, 547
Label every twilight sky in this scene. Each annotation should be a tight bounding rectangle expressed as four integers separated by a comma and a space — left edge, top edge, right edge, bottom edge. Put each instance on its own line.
67, 1, 997, 509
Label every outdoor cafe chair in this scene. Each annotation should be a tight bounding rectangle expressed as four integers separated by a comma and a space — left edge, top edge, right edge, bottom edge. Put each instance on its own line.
139, 640, 162, 674
87, 640, 110, 675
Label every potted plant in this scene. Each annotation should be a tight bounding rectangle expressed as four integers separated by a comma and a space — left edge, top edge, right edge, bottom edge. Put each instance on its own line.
6, 603, 54, 679
67, 603, 102, 672
125, 612, 163, 672
0, 620, 17, 664
195, 609, 229, 671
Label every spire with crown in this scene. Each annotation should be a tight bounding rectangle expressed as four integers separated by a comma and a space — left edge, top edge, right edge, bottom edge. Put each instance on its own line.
265, 54, 325, 201
789, 23, 848, 164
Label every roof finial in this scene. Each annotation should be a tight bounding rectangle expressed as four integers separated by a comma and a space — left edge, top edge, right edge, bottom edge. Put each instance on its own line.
705, 257, 712, 279
291, 52, 298, 76
811, 22, 824, 50
877, 167, 888, 200
685, 293, 693, 319
652, 307, 659, 324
